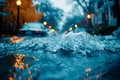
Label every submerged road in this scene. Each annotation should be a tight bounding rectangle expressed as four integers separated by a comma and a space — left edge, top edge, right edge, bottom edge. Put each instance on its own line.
0, 32, 120, 80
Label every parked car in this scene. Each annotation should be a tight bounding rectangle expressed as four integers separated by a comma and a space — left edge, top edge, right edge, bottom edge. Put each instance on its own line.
18, 22, 48, 36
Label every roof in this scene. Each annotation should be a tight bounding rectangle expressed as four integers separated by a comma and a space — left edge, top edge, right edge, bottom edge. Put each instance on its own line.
21, 22, 46, 31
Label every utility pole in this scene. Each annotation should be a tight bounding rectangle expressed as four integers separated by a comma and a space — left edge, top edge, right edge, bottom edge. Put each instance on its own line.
16, 0, 22, 30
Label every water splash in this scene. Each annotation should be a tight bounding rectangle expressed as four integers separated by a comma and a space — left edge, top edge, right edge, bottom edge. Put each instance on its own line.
0, 31, 120, 80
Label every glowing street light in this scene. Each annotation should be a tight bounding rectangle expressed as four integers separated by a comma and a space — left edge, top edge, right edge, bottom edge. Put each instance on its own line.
43, 21, 47, 26
87, 14, 91, 19
16, 0, 21, 6
69, 27, 72, 31
87, 13, 92, 26
51, 29, 55, 32
16, 0, 21, 29
24, 22, 27, 24
48, 26, 52, 29
74, 24, 78, 28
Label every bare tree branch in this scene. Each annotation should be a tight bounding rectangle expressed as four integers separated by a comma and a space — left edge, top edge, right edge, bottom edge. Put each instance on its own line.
83, 0, 90, 12
75, 0, 88, 12
75, 0, 95, 13
83, 0, 87, 6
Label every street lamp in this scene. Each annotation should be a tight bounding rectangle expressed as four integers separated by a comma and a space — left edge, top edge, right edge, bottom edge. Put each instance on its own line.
74, 24, 78, 28
51, 29, 55, 32
48, 26, 52, 29
87, 14, 91, 19
16, 0, 21, 29
87, 13, 92, 26
69, 27, 72, 31
43, 21, 47, 26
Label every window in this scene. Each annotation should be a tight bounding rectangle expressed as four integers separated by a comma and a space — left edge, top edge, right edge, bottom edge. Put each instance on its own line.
97, 1, 103, 9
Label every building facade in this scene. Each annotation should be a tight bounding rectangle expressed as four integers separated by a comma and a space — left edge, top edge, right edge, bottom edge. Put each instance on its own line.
91, 0, 118, 27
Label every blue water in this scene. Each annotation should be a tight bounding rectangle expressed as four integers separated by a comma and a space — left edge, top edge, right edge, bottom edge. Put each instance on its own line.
0, 32, 120, 80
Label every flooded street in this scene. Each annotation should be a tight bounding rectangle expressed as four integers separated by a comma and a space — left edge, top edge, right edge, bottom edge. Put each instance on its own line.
0, 32, 120, 80
0, 0, 120, 79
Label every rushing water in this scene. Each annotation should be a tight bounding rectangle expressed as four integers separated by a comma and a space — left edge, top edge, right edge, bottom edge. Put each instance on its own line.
0, 31, 120, 80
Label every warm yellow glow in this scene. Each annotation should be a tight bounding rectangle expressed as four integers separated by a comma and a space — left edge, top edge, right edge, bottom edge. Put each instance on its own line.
43, 21, 47, 25
74, 24, 78, 28
16, 0, 22, 6
87, 14, 91, 19
69, 27, 72, 31
27, 78, 31, 80
25, 64, 29, 68
7, 54, 25, 70
48, 26, 52, 29
9, 77, 14, 80
85, 68, 92, 73
51, 29, 55, 32
9, 36, 24, 43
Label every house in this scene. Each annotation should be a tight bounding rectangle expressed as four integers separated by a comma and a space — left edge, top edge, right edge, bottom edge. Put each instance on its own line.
91, 0, 119, 27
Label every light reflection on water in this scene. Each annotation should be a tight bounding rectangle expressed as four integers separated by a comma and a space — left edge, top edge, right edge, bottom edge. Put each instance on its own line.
7, 54, 25, 69
0, 33, 120, 80
0, 53, 38, 80
0, 50, 120, 80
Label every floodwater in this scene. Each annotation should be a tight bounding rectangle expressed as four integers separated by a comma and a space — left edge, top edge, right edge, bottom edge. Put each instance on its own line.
0, 31, 120, 80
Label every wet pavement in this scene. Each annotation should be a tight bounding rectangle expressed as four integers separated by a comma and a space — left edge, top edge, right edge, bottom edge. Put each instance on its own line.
0, 32, 120, 80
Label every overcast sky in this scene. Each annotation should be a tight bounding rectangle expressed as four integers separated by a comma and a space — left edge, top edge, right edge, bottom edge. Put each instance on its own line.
32, 0, 84, 31
49, 0, 74, 13
49, 0, 83, 15
48, 0, 84, 31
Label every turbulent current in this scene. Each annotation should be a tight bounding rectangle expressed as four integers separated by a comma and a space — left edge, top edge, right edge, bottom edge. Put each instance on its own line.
0, 30, 120, 80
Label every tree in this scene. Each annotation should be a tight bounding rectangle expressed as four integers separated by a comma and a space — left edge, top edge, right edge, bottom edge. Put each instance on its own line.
3, 0, 43, 28
73, 0, 95, 13
71, 0, 95, 27
62, 15, 83, 32
35, 0, 64, 31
